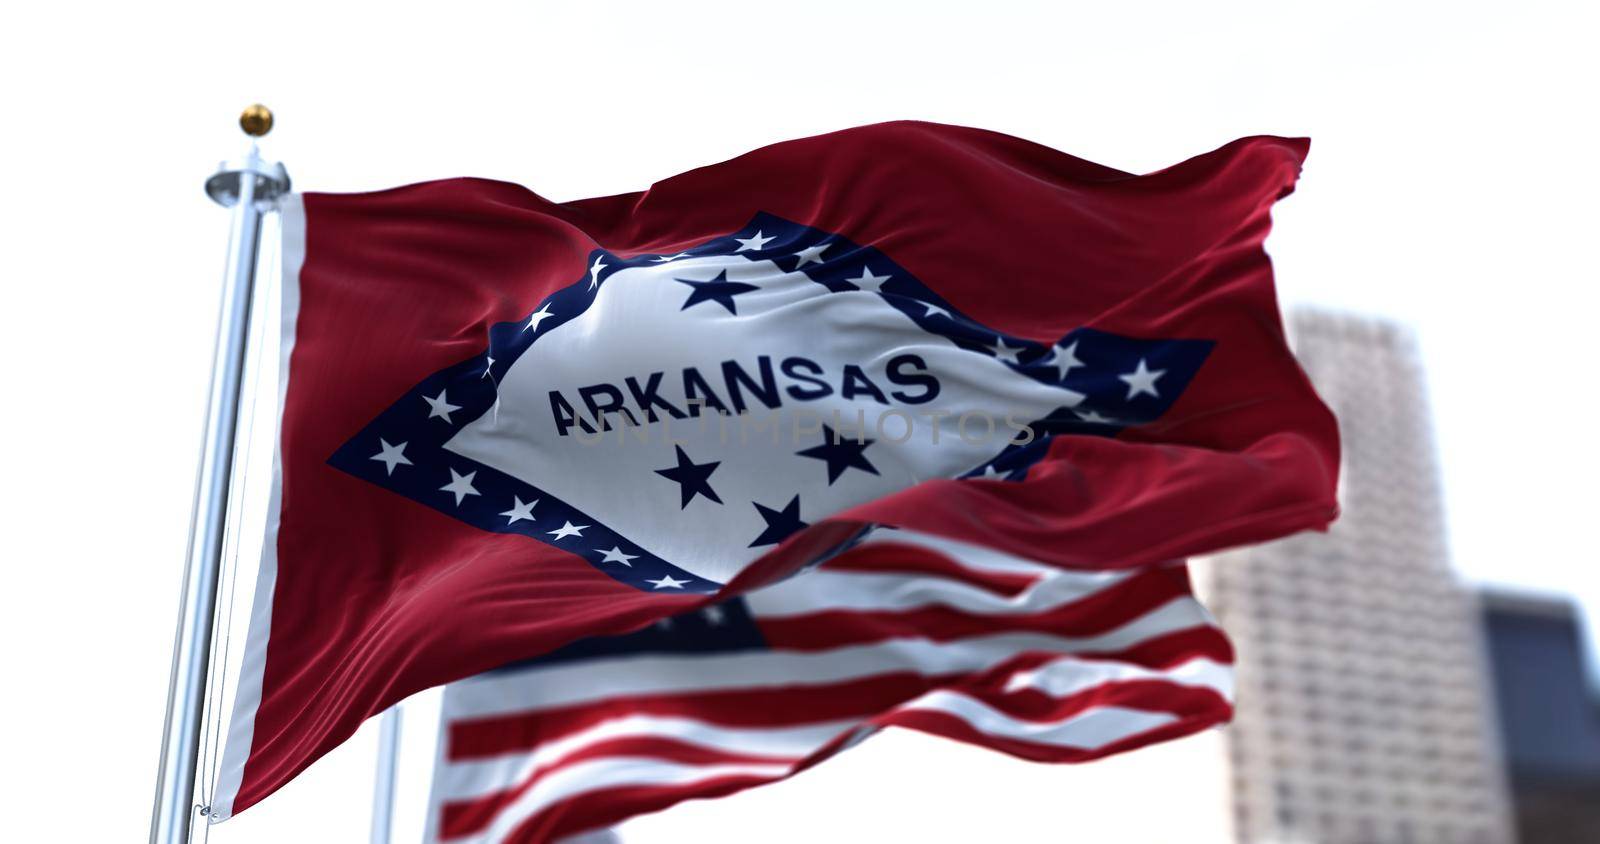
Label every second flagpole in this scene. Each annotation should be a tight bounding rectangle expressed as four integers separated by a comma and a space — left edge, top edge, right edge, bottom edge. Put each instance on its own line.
370, 706, 402, 844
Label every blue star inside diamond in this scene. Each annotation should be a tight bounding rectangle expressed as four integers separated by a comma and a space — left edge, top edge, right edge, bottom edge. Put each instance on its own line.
796, 425, 879, 485
676, 269, 759, 315
654, 445, 723, 508
749, 495, 809, 547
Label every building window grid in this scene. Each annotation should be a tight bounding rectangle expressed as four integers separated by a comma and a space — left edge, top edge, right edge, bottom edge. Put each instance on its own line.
1208, 312, 1513, 844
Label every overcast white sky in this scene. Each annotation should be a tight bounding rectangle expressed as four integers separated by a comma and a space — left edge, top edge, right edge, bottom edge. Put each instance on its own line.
3, 2, 1597, 842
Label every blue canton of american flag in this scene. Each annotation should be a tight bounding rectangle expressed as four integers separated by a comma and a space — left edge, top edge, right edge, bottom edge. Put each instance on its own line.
329, 214, 1211, 594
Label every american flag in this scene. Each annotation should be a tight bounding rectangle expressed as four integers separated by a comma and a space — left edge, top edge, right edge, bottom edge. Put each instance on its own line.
424, 529, 1232, 843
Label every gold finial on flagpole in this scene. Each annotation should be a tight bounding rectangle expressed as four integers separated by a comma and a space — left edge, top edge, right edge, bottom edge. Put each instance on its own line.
239, 103, 274, 137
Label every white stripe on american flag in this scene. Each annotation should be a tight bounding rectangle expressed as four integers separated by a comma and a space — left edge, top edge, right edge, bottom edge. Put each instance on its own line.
846, 530, 1082, 576
470, 758, 796, 844
893, 692, 1180, 749
436, 716, 859, 802
743, 566, 1135, 616
426, 529, 1232, 842
1004, 654, 1234, 700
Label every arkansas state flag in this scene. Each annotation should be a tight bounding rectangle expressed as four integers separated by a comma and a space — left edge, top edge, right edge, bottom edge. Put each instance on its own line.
210, 121, 1338, 823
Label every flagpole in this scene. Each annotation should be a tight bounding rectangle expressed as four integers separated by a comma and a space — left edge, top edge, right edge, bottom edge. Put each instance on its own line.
370, 706, 402, 844
150, 105, 290, 844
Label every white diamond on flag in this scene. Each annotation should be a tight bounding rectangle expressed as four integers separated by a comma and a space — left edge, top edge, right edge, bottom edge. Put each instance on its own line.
443, 252, 1082, 585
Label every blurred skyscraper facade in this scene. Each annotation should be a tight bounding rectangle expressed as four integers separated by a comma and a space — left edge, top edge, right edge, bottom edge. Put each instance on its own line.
1480, 591, 1600, 843
1206, 310, 1516, 844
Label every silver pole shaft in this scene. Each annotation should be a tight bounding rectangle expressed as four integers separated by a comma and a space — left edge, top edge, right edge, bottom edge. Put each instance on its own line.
150, 152, 270, 844
371, 706, 403, 844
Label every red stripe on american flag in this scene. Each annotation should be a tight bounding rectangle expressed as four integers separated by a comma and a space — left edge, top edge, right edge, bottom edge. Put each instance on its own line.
960, 676, 1231, 725
946, 628, 1235, 691
448, 673, 944, 761
876, 704, 1231, 766
494, 775, 783, 844
440, 737, 801, 838
811, 541, 1041, 595
1095, 627, 1234, 666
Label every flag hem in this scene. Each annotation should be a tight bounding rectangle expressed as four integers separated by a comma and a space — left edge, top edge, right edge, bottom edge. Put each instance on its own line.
208, 193, 306, 822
